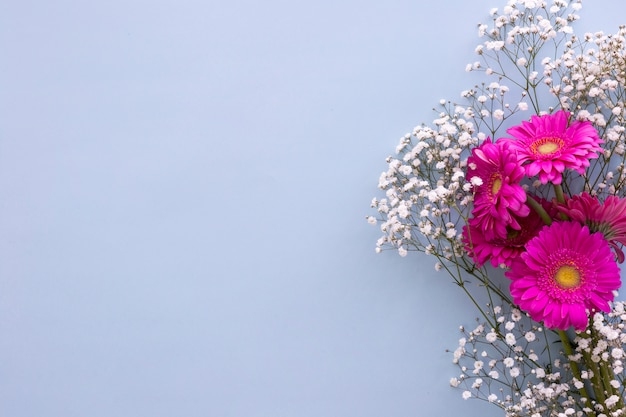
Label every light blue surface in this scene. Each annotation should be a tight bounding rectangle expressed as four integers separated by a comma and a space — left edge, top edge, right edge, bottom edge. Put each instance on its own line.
1, 1, 625, 416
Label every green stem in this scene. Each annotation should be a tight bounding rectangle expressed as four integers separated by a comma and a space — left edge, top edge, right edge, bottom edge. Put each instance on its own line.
590, 326, 626, 411
526, 195, 552, 225
558, 330, 596, 415
553, 183, 570, 221
582, 348, 605, 405
599, 360, 616, 403
554, 183, 566, 204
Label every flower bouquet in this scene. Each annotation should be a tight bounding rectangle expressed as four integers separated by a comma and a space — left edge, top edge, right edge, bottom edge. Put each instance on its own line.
369, 1, 626, 415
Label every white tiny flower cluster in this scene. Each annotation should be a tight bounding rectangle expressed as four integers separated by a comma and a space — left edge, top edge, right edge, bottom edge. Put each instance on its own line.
543, 26, 626, 197
449, 304, 576, 416
565, 303, 626, 416
473, 0, 581, 96
370, 104, 480, 261
476, 0, 581, 61
451, 302, 626, 416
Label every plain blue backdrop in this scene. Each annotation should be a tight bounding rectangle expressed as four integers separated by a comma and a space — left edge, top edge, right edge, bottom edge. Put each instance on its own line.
1, 1, 625, 416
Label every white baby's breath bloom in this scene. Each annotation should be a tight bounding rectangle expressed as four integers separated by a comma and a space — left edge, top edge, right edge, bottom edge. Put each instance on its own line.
605, 395, 620, 408
462, 390, 472, 400
471, 378, 483, 388
505, 333, 516, 346
510, 309, 521, 322
485, 40, 505, 50
611, 348, 623, 359
535, 368, 545, 378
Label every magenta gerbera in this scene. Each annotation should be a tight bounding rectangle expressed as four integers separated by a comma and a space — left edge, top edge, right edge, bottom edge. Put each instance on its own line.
466, 138, 530, 241
463, 198, 552, 268
505, 221, 621, 331
505, 110, 603, 184
558, 192, 626, 263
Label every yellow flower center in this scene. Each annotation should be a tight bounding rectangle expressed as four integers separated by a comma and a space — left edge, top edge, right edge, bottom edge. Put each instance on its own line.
491, 177, 503, 195
538, 142, 559, 154
532, 137, 564, 155
554, 265, 581, 288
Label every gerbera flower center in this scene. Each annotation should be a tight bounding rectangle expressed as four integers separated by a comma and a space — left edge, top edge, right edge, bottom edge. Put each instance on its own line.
554, 264, 581, 289
490, 174, 503, 196
506, 228, 520, 240
531, 137, 564, 155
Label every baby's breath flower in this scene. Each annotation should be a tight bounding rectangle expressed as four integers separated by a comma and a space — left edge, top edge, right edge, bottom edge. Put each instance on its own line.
505, 333, 516, 346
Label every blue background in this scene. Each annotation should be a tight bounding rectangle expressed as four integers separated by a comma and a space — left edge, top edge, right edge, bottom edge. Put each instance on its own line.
2, 1, 625, 416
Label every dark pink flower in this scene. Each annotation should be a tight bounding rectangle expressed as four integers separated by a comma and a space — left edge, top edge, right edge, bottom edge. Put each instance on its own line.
558, 192, 626, 262
506, 221, 621, 331
466, 138, 529, 240
505, 110, 603, 184
463, 198, 551, 268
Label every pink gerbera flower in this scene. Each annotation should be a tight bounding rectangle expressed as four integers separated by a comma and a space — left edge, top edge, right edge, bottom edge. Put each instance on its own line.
558, 192, 626, 263
505, 221, 621, 331
505, 110, 602, 184
463, 198, 552, 268
466, 138, 529, 240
